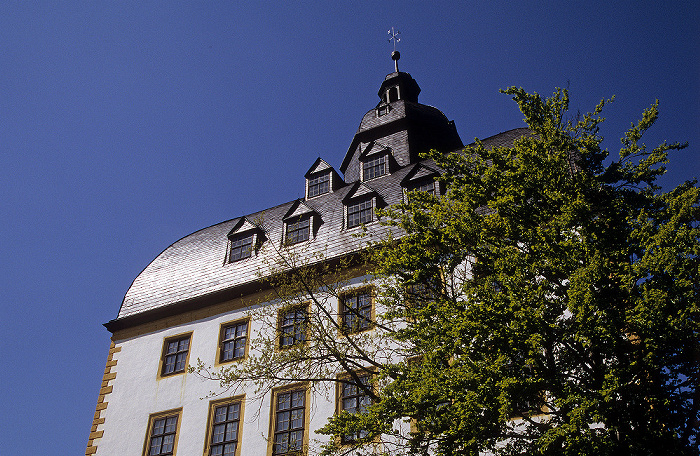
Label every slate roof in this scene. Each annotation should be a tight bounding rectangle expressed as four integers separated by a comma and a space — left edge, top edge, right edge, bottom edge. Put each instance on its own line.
107, 127, 530, 330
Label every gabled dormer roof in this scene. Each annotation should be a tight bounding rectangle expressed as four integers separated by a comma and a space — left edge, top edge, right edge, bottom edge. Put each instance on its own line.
304, 158, 334, 177
343, 182, 379, 202
401, 162, 440, 187
283, 199, 318, 220
227, 216, 263, 237
359, 141, 391, 160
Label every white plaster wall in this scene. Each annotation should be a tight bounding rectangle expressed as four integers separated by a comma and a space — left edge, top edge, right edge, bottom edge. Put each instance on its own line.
97, 275, 378, 456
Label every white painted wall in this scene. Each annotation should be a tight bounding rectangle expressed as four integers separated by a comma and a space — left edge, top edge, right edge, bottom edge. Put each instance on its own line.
96, 275, 381, 456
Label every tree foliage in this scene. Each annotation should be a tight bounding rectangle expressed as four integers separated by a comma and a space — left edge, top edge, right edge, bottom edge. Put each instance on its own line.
322, 87, 698, 455
197, 88, 699, 456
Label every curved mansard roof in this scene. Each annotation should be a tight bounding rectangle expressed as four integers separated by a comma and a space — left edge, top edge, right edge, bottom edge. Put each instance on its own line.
107, 128, 530, 331
112, 161, 415, 324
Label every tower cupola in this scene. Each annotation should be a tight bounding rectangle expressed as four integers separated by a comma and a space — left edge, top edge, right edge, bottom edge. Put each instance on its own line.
377, 51, 421, 104
339, 52, 463, 182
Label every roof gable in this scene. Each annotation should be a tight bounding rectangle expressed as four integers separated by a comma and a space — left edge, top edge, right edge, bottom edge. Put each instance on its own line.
401, 163, 440, 186
359, 141, 391, 160
304, 157, 333, 177
343, 182, 378, 202
283, 199, 318, 220
227, 217, 262, 236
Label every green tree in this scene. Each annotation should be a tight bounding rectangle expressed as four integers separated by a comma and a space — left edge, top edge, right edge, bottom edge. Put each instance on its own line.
320, 88, 699, 455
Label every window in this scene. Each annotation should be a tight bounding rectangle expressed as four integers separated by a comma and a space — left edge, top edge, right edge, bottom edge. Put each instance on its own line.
272, 387, 306, 455
346, 198, 373, 229
405, 282, 434, 305
307, 173, 330, 198
229, 233, 254, 262
285, 216, 310, 245
160, 334, 191, 377
377, 105, 390, 117
144, 410, 181, 456
388, 86, 399, 103
362, 155, 387, 181
279, 306, 307, 348
340, 374, 372, 443
207, 400, 242, 456
409, 180, 435, 195
341, 290, 373, 333
219, 320, 248, 363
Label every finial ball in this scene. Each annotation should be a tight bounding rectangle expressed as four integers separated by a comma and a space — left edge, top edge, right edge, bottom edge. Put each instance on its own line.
391, 50, 400, 61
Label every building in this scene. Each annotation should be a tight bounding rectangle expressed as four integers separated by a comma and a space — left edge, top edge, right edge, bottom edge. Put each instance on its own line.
86, 54, 526, 456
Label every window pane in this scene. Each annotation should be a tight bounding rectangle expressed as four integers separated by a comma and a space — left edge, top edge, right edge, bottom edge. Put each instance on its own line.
274, 389, 305, 455
340, 375, 372, 443
213, 424, 225, 443
162, 336, 189, 375
286, 216, 310, 245
175, 353, 187, 371
223, 443, 236, 456
289, 430, 303, 450
277, 411, 290, 431
153, 418, 166, 435
161, 434, 174, 453
343, 292, 371, 332
225, 422, 237, 441
222, 342, 234, 361
228, 404, 240, 420
291, 409, 303, 429
280, 308, 307, 348
229, 233, 254, 262
150, 436, 162, 455
347, 198, 373, 228
363, 155, 387, 180
234, 340, 245, 358
308, 173, 330, 198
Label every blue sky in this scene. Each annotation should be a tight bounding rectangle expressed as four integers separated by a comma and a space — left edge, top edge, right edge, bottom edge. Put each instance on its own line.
0, 2, 698, 454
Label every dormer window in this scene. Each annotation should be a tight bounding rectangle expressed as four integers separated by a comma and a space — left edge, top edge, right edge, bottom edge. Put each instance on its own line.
229, 232, 254, 262
362, 154, 387, 181
307, 172, 330, 198
347, 197, 374, 228
285, 215, 311, 245
377, 105, 390, 117
409, 179, 436, 195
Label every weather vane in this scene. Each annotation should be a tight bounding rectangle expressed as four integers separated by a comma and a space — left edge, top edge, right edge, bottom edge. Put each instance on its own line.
388, 27, 401, 72
388, 27, 401, 51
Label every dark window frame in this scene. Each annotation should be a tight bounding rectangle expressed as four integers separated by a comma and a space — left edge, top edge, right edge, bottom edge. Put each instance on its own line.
340, 289, 373, 334
362, 154, 387, 181
278, 305, 308, 349
408, 180, 436, 195
160, 334, 191, 378
218, 320, 249, 364
285, 216, 311, 245
271, 387, 307, 455
339, 373, 373, 444
207, 399, 243, 456
143, 410, 181, 456
346, 198, 374, 229
228, 232, 255, 263
307, 172, 330, 198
